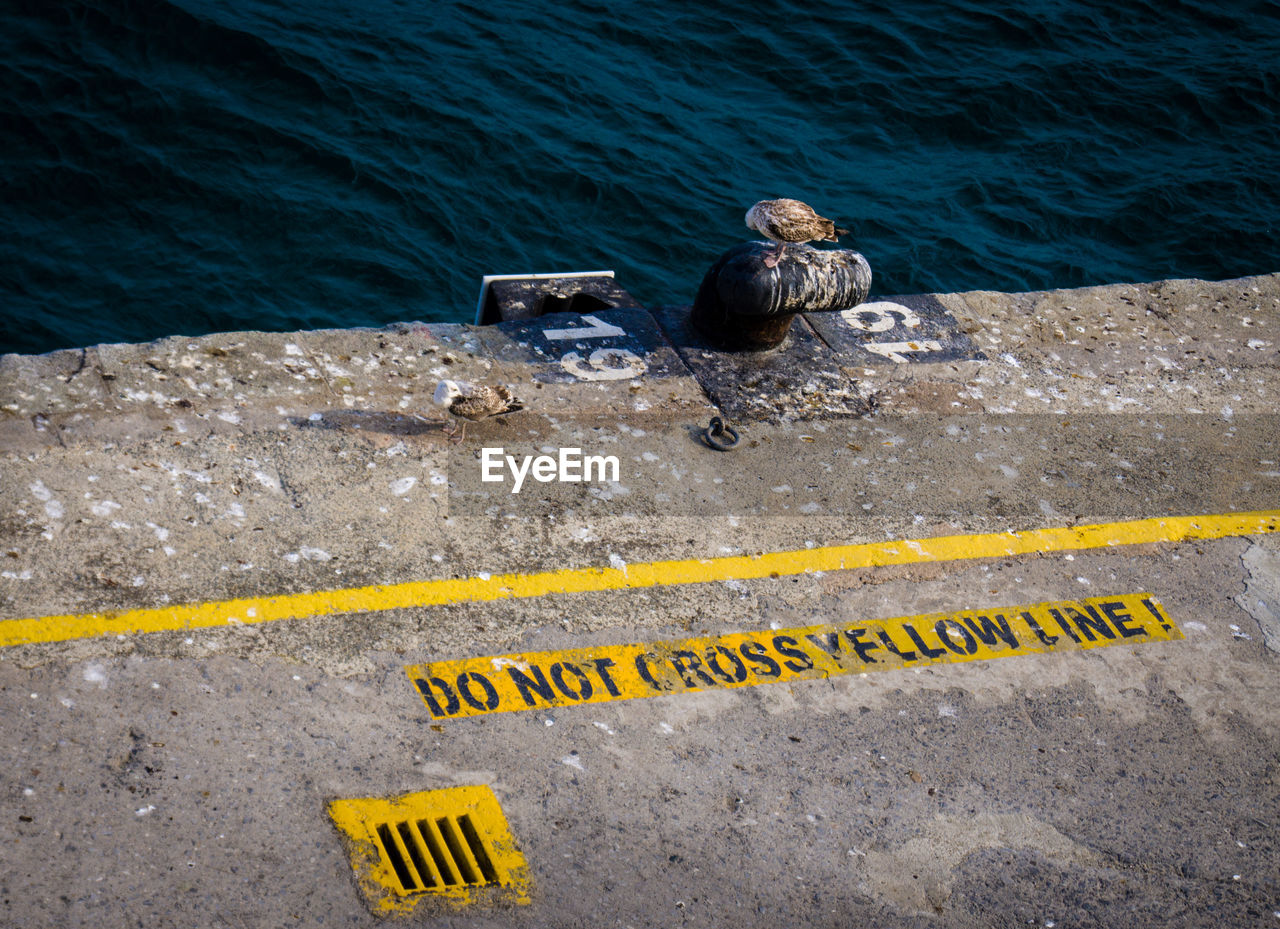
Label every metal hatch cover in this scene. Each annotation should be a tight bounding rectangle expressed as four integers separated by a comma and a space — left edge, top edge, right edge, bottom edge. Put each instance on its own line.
328, 785, 531, 916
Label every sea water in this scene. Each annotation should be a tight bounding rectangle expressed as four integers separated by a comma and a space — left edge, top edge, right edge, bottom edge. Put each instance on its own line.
3, 0, 1278, 355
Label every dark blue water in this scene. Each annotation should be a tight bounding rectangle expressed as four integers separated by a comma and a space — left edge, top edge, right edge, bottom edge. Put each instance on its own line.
3, 0, 1279, 356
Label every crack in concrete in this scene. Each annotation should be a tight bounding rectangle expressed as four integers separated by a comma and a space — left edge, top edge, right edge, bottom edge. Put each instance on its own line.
1235, 540, 1280, 654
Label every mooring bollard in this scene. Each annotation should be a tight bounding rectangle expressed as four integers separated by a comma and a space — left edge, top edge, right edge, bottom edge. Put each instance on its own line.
690, 241, 873, 350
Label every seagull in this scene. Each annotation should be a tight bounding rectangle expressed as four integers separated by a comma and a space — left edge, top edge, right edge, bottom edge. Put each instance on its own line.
432, 379, 524, 443
745, 198, 850, 268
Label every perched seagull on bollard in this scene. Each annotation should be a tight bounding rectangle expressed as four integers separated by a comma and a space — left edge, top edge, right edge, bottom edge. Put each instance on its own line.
745, 198, 850, 268
432, 379, 524, 443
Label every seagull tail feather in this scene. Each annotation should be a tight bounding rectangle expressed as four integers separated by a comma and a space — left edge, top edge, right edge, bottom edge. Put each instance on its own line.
817, 219, 850, 242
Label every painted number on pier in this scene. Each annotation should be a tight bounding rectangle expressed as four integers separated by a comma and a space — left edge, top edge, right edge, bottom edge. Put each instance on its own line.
406, 593, 1180, 720
807, 294, 986, 365
842, 302, 942, 362
559, 346, 647, 381
863, 339, 945, 362
482, 310, 672, 383
543, 314, 627, 341
546, 315, 648, 380
841, 302, 923, 333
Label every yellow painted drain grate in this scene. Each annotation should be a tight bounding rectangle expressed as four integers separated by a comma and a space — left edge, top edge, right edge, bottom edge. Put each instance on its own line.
329, 785, 531, 915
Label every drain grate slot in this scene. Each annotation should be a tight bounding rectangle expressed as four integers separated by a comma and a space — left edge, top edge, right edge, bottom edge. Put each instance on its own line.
458, 813, 500, 884
329, 785, 531, 915
376, 817, 495, 892
376, 822, 420, 891
397, 821, 438, 889
418, 818, 458, 884
437, 816, 479, 884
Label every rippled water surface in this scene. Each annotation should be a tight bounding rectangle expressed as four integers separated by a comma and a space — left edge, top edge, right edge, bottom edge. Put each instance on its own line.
3, 0, 1279, 354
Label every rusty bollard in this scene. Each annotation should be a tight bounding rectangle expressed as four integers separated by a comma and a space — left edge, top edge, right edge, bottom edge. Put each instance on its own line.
690, 241, 872, 350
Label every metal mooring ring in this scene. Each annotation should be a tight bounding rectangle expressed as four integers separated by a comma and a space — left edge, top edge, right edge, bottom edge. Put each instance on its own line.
701, 416, 740, 451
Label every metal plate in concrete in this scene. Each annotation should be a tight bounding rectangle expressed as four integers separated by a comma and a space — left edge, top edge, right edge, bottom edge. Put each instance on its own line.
806, 292, 985, 365
329, 784, 531, 916
475, 308, 690, 385
650, 304, 880, 421
468, 307, 714, 423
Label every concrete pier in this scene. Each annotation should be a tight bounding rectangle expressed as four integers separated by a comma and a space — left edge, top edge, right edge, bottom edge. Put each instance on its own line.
2, 273, 1278, 927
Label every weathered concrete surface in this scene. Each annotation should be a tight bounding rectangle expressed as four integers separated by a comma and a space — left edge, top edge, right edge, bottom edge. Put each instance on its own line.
1, 274, 1278, 927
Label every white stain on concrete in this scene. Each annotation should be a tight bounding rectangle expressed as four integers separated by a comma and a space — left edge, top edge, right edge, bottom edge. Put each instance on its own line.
30, 480, 63, 520
284, 547, 332, 564
389, 476, 417, 496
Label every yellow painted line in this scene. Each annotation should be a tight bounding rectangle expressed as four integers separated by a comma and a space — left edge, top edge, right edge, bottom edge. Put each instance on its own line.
406, 593, 1182, 719
1, 509, 1276, 649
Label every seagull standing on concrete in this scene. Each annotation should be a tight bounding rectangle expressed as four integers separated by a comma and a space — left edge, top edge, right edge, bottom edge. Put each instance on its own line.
745, 198, 850, 268
432, 379, 524, 443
